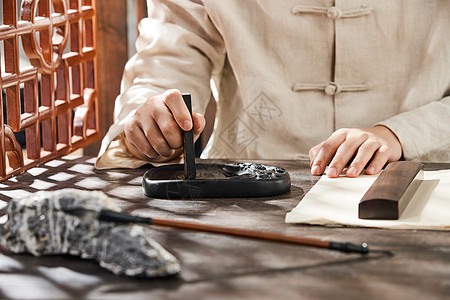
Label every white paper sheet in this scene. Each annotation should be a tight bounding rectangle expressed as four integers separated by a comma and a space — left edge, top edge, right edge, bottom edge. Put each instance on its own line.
285, 170, 450, 230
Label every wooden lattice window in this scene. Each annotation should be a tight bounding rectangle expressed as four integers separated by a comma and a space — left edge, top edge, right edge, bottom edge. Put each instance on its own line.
0, 0, 99, 182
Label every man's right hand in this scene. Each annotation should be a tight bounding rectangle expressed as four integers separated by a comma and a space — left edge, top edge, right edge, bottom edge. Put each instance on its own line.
123, 89, 206, 162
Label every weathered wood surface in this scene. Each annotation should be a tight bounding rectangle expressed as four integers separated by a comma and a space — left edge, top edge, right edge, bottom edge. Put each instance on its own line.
0, 157, 449, 299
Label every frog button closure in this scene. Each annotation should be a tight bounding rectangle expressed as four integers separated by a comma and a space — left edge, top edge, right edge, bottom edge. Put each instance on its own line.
326, 6, 343, 19
324, 82, 342, 96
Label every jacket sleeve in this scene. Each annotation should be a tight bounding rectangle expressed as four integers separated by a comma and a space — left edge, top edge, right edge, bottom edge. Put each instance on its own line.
377, 95, 450, 162
96, 0, 225, 169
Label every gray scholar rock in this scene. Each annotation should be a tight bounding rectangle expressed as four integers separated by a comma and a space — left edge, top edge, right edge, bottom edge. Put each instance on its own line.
0, 189, 180, 277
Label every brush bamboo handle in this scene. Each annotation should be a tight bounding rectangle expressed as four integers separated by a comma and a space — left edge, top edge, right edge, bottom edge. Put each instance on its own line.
151, 218, 368, 254
97, 209, 368, 254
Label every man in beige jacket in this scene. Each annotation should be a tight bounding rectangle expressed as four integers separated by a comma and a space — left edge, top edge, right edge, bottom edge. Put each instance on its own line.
96, 0, 450, 178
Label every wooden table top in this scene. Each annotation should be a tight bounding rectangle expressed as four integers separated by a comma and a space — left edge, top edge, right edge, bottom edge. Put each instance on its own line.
0, 156, 449, 299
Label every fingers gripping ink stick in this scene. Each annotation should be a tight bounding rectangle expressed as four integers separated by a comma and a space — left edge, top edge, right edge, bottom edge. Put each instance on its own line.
142, 93, 291, 199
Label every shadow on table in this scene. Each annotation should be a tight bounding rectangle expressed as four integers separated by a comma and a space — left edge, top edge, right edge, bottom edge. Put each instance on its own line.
0, 245, 393, 299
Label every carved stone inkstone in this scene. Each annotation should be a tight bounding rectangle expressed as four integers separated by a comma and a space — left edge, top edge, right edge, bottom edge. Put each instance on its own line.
142, 94, 291, 199
0, 189, 180, 277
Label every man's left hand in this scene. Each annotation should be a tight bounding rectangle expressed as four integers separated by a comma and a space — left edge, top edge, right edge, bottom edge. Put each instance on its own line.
309, 126, 403, 178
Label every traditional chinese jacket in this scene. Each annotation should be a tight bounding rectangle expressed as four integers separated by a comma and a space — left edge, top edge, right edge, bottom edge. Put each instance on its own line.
96, 0, 450, 169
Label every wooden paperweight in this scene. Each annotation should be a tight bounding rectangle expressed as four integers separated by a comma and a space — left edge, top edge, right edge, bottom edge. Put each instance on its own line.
358, 161, 424, 220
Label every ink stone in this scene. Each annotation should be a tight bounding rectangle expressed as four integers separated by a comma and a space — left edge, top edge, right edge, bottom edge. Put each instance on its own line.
143, 162, 291, 199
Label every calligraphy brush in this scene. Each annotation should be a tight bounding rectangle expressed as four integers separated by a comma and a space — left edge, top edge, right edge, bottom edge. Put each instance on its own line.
63, 207, 369, 254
